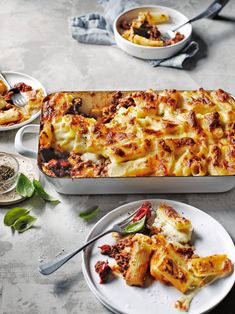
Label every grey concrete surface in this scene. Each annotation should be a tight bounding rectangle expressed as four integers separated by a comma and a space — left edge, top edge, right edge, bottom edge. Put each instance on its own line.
0, 0, 235, 313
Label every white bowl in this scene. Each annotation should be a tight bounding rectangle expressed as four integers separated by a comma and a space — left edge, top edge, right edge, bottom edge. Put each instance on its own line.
113, 5, 192, 60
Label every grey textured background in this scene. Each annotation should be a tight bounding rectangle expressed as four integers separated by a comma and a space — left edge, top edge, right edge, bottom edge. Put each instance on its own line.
0, 0, 235, 313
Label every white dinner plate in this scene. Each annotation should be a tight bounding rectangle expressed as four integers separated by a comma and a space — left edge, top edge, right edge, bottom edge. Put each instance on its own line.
0, 71, 46, 131
82, 199, 235, 314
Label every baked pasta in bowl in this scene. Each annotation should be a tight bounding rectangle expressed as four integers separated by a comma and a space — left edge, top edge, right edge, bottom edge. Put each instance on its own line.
15, 88, 235, 194
113, 6, 192, 59
121, 11, 185, 47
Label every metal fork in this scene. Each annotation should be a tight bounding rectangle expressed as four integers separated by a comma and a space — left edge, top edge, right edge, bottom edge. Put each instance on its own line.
39, 208, 139, 275
0, 71, 27, 107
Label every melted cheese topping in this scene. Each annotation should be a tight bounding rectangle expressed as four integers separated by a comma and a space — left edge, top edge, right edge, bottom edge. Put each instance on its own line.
153, 204, 192, 244
39, 89, 235, 177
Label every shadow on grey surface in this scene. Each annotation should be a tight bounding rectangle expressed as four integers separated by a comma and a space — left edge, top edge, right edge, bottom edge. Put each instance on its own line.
207, 16, 235, 45
53, 272, 83, 296
211, 283, 235, 314
183, 31, 208, 70
213, 15, 235, 23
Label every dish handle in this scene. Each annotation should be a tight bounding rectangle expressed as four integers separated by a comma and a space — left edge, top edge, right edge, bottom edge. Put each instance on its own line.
15, 124, 39, 159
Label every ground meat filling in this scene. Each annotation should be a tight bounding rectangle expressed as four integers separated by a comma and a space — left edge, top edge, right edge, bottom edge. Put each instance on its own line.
227, 122, 235, 144
216, 89, 229, 102
46, 159, 71, 177
65, 97, 83, 115
205, 112, 221, 131
117, 95, 136, 109
40, 148, 69, 163
211, 146, 222, 167
120, 20, 131, 30
99, 237, 133, 277
159, 139, 172, 153
172, 137, 195, 148
4, 82, 33, 103
102, 92, 136, 123
188, 110, 200, 130
14, 82, 33, 92
165, 32, 185, 45
102, 91, 123, 120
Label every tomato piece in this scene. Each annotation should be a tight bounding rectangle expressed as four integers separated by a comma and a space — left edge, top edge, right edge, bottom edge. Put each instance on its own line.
99, 244, 112, 255
132, 201, 151, 222
95, 260, 112, 284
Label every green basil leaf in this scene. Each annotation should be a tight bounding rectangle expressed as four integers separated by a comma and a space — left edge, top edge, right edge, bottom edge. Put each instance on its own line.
4, 207, 30, 226
16, 173, 34, 198
33, 180, 60, 204
124, 216, 146, 234
13, 215, 37, 233
79, 205, 99, 221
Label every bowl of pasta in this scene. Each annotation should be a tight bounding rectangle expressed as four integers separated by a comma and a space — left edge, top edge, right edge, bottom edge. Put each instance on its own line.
113, 6, 192, 60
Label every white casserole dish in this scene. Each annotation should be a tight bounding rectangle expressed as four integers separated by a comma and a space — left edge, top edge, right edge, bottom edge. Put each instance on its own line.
113, 5, 192, 60
14, 91, 235, 196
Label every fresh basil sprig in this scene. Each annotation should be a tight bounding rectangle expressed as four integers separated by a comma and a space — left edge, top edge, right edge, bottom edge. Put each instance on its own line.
16, 174, 34, 198
13, 215, 37, 233
124, 216, 146, 234
79, 205, 99, 221
16, 173, 60, 204
3, 207, 37, 233
33, 179, 60, 204
4, 207, 30, 226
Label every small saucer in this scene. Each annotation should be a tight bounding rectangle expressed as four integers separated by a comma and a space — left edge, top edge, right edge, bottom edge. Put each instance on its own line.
0, 154, 39, 205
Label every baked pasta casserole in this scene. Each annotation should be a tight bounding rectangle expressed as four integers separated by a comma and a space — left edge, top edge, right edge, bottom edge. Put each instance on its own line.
0, 80, 44, 127
39, 89, 235, 178
95, 201, 233, 311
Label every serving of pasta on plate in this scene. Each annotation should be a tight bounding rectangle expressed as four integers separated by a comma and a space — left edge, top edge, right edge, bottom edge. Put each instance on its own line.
0, 78, 44, 128
94, 201, 233, 312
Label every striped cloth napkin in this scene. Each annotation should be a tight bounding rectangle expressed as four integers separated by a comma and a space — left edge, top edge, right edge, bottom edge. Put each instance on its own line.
69, 0, 199, 68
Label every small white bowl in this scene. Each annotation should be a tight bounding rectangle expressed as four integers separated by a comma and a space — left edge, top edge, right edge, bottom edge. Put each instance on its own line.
0, 152, 19, 194
114, 5, 192, 60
